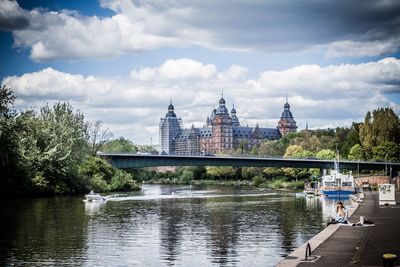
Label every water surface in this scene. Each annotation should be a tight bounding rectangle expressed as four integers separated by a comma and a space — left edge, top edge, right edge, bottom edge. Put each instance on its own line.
0, 185, 351, 266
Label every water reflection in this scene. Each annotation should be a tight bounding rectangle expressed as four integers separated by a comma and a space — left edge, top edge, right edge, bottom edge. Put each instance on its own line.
0, 185, 344, 267
0, 197, 87, 266
159, 198, 184, 265
84, 200, 107, 215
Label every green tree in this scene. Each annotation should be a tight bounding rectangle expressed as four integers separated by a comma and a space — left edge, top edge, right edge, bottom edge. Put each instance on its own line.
262, 167, 285, 179
316, 149, 335, 160
284, 145, 304, 158
348, 144, 365, 161
359, 111, 374, 158
371, 141, 399, 162
206, 166, 236, 180
79, 156, 139, 192
18, 103, 88, 194
241, 167, 263, 180
359, 108, 400, 159
284, 145, 314, 159
0, 86, 27, 194
258, 140, 285, 156
0, 85, 15, 115
102, 137, 138, 153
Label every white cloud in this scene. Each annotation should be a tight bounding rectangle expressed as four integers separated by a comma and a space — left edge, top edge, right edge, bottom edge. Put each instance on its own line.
130, 58, 217, 81
2, 68, 110, 100
2, 58, 399, 144
5, 0, 400, 61
11, 1, 212, 61
217, 65, 248, 82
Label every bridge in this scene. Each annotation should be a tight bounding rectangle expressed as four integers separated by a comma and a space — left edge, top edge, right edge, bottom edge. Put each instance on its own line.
100, 154, 400, 174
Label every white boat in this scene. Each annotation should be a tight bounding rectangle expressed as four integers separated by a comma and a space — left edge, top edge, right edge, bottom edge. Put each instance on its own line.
303, 187, 316, 196
319, 153, 355, 197
85, 191, 107, 202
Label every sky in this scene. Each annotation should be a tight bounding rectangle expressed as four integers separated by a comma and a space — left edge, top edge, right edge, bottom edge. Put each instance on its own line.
1, 0, 400, 145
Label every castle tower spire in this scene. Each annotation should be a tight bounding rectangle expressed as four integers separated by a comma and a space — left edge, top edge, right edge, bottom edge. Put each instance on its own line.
277, 95, 297, 136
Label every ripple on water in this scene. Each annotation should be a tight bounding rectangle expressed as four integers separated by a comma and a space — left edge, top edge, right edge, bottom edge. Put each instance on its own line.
0, 185, 331, 267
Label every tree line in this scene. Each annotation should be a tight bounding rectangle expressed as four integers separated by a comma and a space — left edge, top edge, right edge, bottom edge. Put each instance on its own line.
0, 86, 140, 197
233, 107, 400, 163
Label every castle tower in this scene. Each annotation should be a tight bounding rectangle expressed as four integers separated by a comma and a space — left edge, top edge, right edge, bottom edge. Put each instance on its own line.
277, 96, 297, 136
211, 95, 233, 154
159, 101, 182, 155
231, 104, 240, 127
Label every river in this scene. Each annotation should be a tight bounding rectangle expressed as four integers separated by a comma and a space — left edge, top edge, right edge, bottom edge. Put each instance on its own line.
0, 185, 351, 266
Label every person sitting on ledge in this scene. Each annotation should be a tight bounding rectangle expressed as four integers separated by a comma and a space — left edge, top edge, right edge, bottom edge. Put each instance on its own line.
328, 201, 348, 225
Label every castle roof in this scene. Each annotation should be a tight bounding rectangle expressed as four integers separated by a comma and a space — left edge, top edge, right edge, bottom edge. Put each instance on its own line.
232, 126, 280, 139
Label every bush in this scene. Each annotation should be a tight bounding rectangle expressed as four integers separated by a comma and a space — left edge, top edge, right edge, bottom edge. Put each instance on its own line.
80, 156, 140, 192
253, 175, 266, 186
181, 170, 194, 183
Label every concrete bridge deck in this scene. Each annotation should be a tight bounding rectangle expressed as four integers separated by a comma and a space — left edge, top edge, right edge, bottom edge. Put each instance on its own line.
100, 154, 400, 173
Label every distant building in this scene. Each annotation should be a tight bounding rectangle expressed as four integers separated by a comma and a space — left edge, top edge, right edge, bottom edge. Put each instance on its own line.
159, 102, 182, 155
159, 96, 297, 155
277, 96, 298, 135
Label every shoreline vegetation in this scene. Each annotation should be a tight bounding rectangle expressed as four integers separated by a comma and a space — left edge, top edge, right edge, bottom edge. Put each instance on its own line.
1, 85, 399, 198
144, 176, 305, 190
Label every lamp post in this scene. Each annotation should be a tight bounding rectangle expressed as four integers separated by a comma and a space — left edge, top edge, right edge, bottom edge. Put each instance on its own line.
385, 154, 388, 177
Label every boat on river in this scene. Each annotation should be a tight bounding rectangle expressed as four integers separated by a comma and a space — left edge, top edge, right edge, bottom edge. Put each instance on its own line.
85, 191, 107, 202
303, 187, 317, 197
319, 155, 355, 197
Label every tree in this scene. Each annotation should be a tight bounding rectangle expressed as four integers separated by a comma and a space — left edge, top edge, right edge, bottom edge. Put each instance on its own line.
101, 137, 138, 153
258, 140, 285, 156
348, 144, 365, 161
316, 149, 335, 160
18, 102, 89, 194
86, 120, 113, 156
206, 166, 236, 180
371, 108, 400, 145
262, 167, 284, 179
284, 145, 304, 158
0, 86, 27, 194
241, 167, 263, 180
332, 126, 360, 158
359, 108, 400, 159
0, 85, 15, 116
371, 141, 399, 162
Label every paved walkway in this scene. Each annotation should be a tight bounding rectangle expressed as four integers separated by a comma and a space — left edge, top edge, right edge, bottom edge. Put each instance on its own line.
278, 191, 400, 266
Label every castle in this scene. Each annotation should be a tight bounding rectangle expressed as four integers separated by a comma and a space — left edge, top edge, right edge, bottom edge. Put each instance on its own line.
159, 95, 297, 155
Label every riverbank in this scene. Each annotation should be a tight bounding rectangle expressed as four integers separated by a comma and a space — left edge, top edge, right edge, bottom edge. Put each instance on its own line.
144, 176, 305, 189
278, 191, 400, 266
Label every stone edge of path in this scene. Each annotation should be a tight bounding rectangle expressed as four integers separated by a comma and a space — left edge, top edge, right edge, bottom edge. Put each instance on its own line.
276, 200, 360, 267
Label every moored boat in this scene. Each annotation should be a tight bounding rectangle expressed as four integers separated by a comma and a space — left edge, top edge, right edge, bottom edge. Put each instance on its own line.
319, 154, 355, 197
